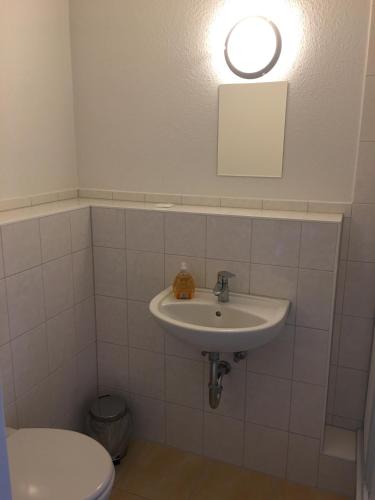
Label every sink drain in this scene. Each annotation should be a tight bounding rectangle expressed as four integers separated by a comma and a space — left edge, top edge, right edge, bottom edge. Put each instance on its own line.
215, 311, 222, 317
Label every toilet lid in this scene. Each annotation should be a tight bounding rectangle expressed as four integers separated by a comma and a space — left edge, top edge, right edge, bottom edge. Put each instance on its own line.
7, 428, 114, 500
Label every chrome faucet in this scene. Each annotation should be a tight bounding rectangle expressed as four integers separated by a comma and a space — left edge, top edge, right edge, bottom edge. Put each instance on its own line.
213, 271, 235, 303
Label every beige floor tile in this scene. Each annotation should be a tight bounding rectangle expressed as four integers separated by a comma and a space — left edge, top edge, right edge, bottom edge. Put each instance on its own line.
114, 440, 350, 500
315, 489, 350, 500
278, 480, 350, 500
191, 460, 282, 500
115, 439, 207, 500
110, 487, 146, 499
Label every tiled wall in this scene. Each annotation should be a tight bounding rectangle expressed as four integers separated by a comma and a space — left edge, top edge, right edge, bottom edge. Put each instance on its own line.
326, 0, 375, 431
92, 206, 341, 488
0, 207, 97, 430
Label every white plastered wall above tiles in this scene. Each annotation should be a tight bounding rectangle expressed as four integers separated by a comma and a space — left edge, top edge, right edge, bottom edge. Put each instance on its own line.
69, 0, 370, 202
0, 1, 78, 201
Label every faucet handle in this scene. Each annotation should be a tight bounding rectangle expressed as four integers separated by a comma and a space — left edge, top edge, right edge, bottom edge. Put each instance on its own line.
217, 270, 236, 280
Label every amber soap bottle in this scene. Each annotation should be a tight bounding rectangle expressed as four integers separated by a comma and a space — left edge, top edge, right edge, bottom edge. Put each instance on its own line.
173, 262, 195, 299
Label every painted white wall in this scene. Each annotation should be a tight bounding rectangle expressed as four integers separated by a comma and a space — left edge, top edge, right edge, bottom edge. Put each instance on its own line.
70, 0, 370, 202
0, 0, 78, 200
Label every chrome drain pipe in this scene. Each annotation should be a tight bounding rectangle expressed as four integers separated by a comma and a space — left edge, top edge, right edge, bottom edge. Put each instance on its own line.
206, 352, 231, 409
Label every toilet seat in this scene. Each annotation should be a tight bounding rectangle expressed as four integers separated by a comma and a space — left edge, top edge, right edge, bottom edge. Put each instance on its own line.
7, 428, 115, 500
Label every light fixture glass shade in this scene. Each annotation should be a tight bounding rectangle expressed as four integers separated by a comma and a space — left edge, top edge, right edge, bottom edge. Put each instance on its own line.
224, 16, 282, 79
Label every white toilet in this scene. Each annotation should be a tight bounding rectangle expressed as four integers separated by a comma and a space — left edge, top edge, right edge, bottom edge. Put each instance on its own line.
6, 427, 115, 500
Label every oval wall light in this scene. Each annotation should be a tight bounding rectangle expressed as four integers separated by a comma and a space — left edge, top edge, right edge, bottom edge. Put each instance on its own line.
224, 16, 282, 79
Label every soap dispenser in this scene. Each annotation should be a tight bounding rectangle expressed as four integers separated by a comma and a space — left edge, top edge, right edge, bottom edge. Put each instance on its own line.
173, 262, 195, 300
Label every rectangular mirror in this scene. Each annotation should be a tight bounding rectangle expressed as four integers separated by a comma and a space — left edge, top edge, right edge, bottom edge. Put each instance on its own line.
217, 81, 288, 178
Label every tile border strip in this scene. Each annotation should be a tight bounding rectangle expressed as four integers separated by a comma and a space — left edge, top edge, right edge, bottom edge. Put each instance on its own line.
79, 189, 352, 216
0, 187, 351, 219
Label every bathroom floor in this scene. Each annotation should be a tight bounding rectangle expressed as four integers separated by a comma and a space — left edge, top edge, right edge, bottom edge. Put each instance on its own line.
110, 440, 349, 500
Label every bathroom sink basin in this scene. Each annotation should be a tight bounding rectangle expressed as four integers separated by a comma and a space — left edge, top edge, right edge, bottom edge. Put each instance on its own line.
149, 287, 290, 353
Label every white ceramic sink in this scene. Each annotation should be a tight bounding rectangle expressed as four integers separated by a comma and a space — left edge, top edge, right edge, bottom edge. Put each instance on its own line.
149, 287, 290, 353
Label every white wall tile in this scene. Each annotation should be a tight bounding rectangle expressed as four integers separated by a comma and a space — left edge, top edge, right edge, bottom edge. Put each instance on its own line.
76, 342, 98, 410
354, 142, 375, 202
129, 347, 164, 399
331, 415, 362, 431
318, 454, 356, 497
334, 367, 368, 420
98, 341, 129, 393
206, 216, 251, 262
290, 382, 325, 438
166, 355, 203, 409
343, 261, 375, 317
244, 423, 288, 478
16, 378, 51, 428
326, 364, 337, 416
113, 191, 145, 202
339, 218, 351, 261
4, 403, 18, 428
361, 75, 375, 141
6, 267, 45, 338
293, 327, 329, 385
263, 199, 308, 212
330, 316, 341, 365
296, 269, 334, 330
252, 220, 301, 267
165, 213, 206, 257
128, 300, 164, 352
165, 254, 205, 288
43, 255, 74, 319
75, 296, 96, 352
40, 213, 71, 262
220, 197, 262, 209
126, 210, 164, 253
0, 280, 9, 346
93, 247, 126, 298
183, 195, 220, 207
206, 259, 250, 294
48, 358, 77, 428
127, 251, 164, 301
96, 295, 127, 345
349, 204, 375, 262
166, 403, 203, 454
246, 325, 294, 379
0, 231, 4, 279
2, 220, 41, 275
204, 413, 244, 466
46, 308, 76, 373
11, 324, 49, 398
204, 366, 245, 420
0, 206, 344, 472
165, 335, 202, 361
145, 193, 181, 204
287, 434, 320, 487
129, 394, 165, 443
250, 264, 298, 323
0, 343, 15, 406
72, 248, 94, 303
246, 373, 291, 430
70, 208, 92, 252
300, 222, 338, 271
92, 207, 125, 248
339, 315, 373, 370
335, 261, 347, 314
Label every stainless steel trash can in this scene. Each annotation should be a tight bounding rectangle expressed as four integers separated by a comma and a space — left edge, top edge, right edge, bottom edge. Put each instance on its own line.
87, 395, 132, 465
